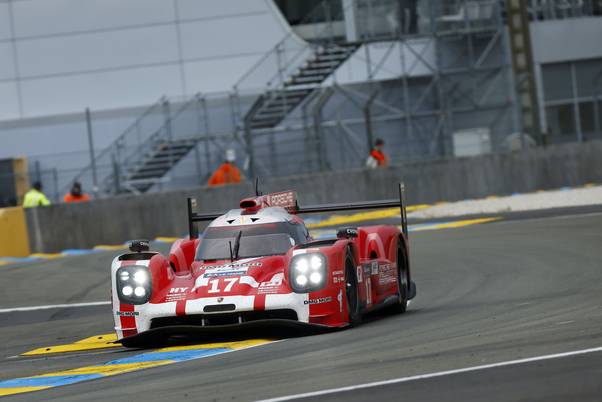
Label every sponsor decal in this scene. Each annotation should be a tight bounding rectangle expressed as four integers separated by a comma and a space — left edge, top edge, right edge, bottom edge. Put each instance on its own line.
337, 289, 343, 313
258, 287, 280, 294
166, 287, 189, 302
332, 270, 345, 285
304, 296, 332, 305
204, 270, 247, 278
200, 261, 262, 277
202, 262, 262, 270
166, 294, 186, 302
357, 266, 363, 283
116, 311, 139, 317
378, 263, 397, 285
362, 264, 373, 305
371, 261, 379, 275
267, 190, 297, 212
257, 273, 284, 294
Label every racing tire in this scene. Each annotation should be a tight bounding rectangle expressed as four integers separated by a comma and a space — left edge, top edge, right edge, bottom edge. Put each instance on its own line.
391, 238, 409, 314
345, 249, 361, 326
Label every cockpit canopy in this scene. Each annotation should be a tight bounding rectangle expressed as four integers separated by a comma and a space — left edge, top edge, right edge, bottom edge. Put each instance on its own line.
195, 221, 309, 261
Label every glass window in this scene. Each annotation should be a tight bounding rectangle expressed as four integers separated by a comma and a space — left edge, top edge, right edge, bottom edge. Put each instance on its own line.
579, 101, 601, 136
274, 0, 343, 25
195, 222, 308, 260
546, 103, 577, 138
542, 62, 573, 102
575, 58, 602, 98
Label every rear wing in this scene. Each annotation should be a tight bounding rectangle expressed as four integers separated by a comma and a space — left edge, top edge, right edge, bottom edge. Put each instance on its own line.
187, 182, 409, 239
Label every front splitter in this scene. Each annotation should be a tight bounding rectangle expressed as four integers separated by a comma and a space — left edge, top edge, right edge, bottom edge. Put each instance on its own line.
118, 319, 343, 348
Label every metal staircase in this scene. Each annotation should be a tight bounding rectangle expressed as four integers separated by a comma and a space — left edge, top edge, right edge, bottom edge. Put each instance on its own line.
245, 44, 358, 130
77, 96, 204, 196
121, 137, 197, 193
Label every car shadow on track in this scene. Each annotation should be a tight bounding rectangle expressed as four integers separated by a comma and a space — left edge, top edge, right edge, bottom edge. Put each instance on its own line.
119, 308, 422, 350
118, 321, 341, 349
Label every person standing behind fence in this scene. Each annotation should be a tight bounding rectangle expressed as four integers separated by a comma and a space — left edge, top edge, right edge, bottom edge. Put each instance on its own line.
208, 149, 241, 187
399, 0, 418, 35
366, 138, 388, 168
63, 181, 90, 203
23, 181, 50, 208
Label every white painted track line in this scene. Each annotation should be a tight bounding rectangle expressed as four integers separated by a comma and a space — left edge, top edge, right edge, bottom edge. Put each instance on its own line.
257, 346, 602, 402
0, 301, 110, 313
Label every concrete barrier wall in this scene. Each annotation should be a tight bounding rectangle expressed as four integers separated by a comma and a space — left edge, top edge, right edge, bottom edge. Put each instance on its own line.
25, 141, 602, 253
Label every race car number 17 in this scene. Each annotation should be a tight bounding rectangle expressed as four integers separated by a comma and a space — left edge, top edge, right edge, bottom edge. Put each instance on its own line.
208, 278, 239, 293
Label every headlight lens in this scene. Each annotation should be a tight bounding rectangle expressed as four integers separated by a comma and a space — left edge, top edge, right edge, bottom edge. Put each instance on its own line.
133, 270, 148, 284
289, 253, 327, 293
122, 285, 133, 296
116, 266, 151, 304
309, 272, 322, 284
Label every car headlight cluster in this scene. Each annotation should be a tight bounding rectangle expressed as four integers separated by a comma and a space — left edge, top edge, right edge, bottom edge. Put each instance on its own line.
116, 266, 151, 304
289, 253, 327, 292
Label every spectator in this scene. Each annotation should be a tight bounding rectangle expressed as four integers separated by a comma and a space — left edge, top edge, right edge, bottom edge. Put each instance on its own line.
23, 181, 50, 208
208, 149, 242, 187
366, 138, 388, 168
63, 181, 90, 203
399, 0, 418, 35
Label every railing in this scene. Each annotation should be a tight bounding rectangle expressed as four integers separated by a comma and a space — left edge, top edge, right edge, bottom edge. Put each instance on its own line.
101, 95, 205, 194
528, 0, 602, 21
65, 97, 167, 196
232, 0, 353, 97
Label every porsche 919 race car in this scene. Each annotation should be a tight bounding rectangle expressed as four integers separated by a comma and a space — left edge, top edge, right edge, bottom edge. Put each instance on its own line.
111, 184, 416, 347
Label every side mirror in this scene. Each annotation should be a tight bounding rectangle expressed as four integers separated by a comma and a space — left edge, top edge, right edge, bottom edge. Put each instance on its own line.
337, 227, 358, 239
129, 239, 150, 253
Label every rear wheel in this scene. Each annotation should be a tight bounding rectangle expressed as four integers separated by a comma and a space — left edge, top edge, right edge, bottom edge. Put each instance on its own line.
345, 250, 361, 326
392, 238, 408, 314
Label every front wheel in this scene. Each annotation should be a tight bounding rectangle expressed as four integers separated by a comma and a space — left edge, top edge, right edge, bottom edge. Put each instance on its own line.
391, 238, 409, 314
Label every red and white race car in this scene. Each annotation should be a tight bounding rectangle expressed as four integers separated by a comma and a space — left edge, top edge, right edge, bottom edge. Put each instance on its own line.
111, 184, 416, 347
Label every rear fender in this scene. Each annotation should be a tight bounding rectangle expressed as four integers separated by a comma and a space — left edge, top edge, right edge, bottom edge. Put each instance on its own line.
358, 226, 400, 261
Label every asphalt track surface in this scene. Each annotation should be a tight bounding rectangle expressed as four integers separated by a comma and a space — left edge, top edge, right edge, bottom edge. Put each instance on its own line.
1, 207, 602, 401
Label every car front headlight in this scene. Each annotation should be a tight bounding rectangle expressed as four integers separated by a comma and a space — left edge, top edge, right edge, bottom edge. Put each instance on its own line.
289, 253, 327, 293
116, 266, 151, 304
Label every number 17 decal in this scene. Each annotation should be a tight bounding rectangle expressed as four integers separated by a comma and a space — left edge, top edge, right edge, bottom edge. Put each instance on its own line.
208, 277, 239, 293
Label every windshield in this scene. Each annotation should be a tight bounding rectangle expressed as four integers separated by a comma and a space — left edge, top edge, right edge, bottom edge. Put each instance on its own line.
195, 222, 308, 261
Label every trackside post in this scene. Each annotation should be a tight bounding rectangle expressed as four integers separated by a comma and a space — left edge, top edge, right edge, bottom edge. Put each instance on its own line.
187, 197, 199, 239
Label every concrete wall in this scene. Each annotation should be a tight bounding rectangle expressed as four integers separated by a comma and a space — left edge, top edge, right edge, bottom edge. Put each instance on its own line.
25, 140, 602, 253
